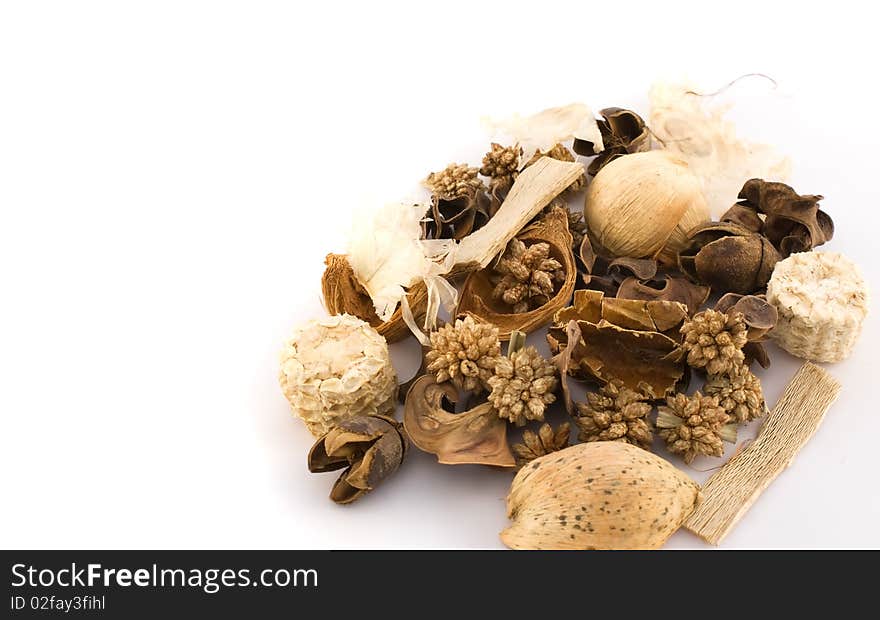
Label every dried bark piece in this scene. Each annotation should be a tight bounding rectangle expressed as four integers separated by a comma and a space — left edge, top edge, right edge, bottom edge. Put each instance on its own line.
322, 253, 429, 343
403, 375, 515, 467
308, 414, 407, 504
572, 107, 651, 176
501, 442, 701, 550
678, 221, 780, 295
685, 363, 841, 545
525, 143, 587, 193
727, 178, 833, 258
547, 290, 687, 396
452, 157, 586, 272
456, 206, 577, 340
511, 422, 571, 466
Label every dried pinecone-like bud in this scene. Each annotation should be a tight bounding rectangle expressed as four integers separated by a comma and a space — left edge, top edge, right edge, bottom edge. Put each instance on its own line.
425, 315, 501, 393
512, 422, 570, 466
527, 143, 586, 193
704, 365, 766, 423
491, 238, 565, 313
656, 392, 735, 464
680, 309, 749, 376
423, 163, 485, 199
481, 143, 521, 185
574, 379, 653, 450
487, 346, 558, 426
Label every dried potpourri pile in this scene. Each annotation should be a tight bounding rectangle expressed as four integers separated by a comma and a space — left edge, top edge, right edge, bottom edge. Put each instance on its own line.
279, 81, 868, 549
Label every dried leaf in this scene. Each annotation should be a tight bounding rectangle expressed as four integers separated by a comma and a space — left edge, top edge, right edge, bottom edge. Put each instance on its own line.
547, 290, 687, 396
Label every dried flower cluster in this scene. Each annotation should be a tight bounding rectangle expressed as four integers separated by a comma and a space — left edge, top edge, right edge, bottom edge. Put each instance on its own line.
656, 392, 734, 464
425, 315, 500, 393
512, 422, 570, 466
574, 379, 653, 450
491, 238, 565, 314
423, 163, 485, 199
487, 345, 558, 426
680, 309, 748, 376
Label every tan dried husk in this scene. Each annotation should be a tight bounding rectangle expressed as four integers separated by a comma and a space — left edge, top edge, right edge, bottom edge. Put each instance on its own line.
455, 207, 577, 340
584, 150, 710, 264
402, 375, 516, 468
547, 289, 687, 396
322, 253, 429, 343
501, 442, 701, 550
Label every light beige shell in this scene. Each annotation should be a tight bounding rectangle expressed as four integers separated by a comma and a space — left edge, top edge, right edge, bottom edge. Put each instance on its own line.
584, 150, 709, 261
279, 314, 398, 437
501, 442, 701, 550
766, 251, 868, 363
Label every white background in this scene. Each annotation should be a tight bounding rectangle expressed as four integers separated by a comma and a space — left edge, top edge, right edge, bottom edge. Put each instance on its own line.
2, 1, 878, 549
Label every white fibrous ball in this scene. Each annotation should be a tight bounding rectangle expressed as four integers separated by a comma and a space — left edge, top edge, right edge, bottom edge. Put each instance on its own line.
279, 314, 398, 437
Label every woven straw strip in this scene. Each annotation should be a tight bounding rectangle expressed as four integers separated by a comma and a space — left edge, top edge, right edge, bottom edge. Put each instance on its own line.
685, 363, 840, 545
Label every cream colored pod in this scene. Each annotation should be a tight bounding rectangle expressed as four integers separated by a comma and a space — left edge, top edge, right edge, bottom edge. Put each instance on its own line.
584, 150, 710, 263
279, 314, 398, 437
767, 251, 868, 363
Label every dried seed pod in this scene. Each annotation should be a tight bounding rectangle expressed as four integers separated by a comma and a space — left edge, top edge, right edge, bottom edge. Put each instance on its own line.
456, 207, 577, 339
584, 151, 710, 262
617, 275, 710, 316
725, 178, 833, 258
308, 415, 407, 504
321, 253, 429, 343
766, 251, 869, 363
501, 442, 701, 550
678, 222, 780, 295
572, 107, 651, 176
422, 190, 493, 241
403, 375, 515, 467
279, 314, 398, 437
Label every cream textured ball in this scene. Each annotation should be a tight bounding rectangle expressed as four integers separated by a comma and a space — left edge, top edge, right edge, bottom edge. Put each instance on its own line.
279, 314, 398, 437
766, 251, 868, 363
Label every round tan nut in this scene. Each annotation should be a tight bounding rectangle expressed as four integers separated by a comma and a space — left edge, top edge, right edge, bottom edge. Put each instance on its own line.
766, 251, 868, 363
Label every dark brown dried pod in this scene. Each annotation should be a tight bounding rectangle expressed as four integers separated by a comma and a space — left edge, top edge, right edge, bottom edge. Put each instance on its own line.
724, 179, 833, 257
422, 189, 493, 241
572, 107, 651, 176
577, 234, 659, 297
403, 375, 516, 468
308, 414, 408, 504
714, 293, 778, 368
617, 275, 710, 316
678, 222, 780, 295
321, 253, 428, 343
547, 290, 687, 396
